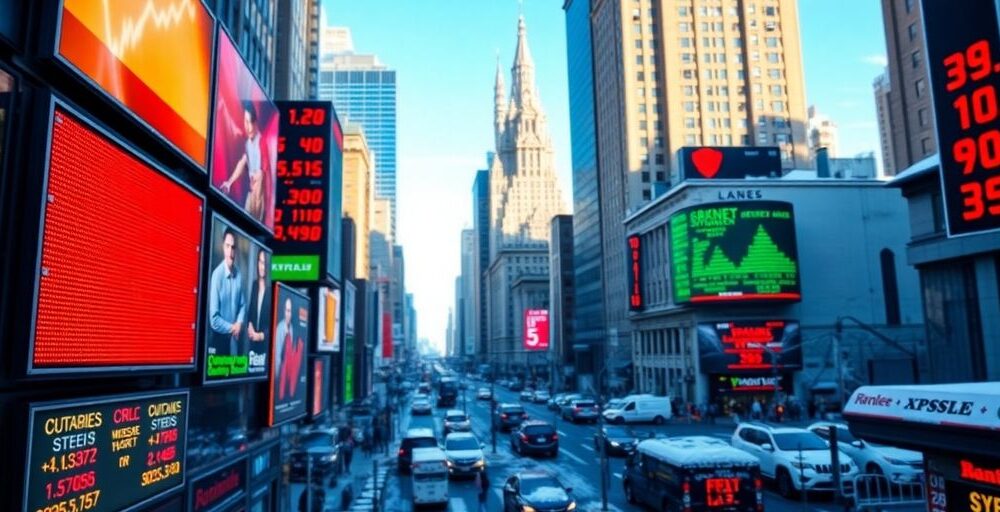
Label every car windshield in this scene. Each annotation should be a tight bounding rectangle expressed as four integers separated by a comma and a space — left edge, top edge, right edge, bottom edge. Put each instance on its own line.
301, 433, 333, 449
575, 401, 595, 407
520, 477, 567, 502
503, 407, 525, 414
446, 437, 480, 451
406, 438, 437, 449
605, 426, 634, 438
773, 432, 829, 451
446, 414, 467, 422
524, 425, 554, 435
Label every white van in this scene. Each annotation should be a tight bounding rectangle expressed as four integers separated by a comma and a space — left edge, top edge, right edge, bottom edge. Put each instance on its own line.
411, 447, 449, 507
603, 395, 672, 424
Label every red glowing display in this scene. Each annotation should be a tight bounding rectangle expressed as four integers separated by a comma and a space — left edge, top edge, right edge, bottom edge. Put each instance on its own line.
523, 309, 550, 351
275, 103, 334, 246
31, 107, 202, 371
698, 321, 801, 374
922, 0, 1000, 236
705, 477, 742, 507
627, 235, 643, 310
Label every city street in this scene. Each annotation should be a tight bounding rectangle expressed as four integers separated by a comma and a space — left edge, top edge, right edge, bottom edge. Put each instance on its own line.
383, 384, 853, 512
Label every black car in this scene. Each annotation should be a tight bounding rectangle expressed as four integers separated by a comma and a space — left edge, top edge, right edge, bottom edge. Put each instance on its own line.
397, 428, 438, 474
502, 471, 576, 512
510, 420, 558, 457
509, 381, 524, 392
289, 431, 340, 484
494, 403, 528, 432
594, 425, 638, 456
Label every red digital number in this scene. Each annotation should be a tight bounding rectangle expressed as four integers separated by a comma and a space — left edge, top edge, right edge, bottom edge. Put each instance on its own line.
953, 85, 998, 129
299, 136, 325, 154
943, 39, 994, 92
959, 175, 1000, 220
277, 136, 286, 153
277, 160, 323, 178
289, 108, 326, 126
952, 130, 1000, 175
287, 188, 323, 206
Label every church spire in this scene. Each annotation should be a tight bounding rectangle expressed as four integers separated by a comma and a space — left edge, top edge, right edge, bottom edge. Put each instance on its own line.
494, 51, 506, 147
510, 15, 536, 109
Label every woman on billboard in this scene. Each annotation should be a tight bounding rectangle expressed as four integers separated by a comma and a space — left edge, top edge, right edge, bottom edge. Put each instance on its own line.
220, 100, 267, 222
247, 248, 271, 345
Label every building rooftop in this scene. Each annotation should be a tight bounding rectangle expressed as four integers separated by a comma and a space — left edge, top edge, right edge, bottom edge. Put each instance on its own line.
886, 153, 939, 188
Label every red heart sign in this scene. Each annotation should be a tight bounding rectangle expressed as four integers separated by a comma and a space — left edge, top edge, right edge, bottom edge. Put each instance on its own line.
691, 147, 723, 179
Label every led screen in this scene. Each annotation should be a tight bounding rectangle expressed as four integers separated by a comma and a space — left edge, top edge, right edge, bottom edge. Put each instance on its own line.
56, 0, 214, 167
316, 286, 340, 352
269, 283, 309, 426
670, 201, 801, 304
210, 30, 278, 230
203, 215, 272, 383
697, 320, 802, 374
309, 356, 330, 418
342, 280, 356, 403
32, 106, 203, 372
23, 391, 189, 512
678, 146, 781, 180
523, 309, 550, 351
627, 234, 643, 310
188, 457, 246, 512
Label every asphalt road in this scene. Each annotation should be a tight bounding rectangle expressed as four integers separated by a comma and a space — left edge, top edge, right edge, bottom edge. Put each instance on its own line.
381, 383, 858, 512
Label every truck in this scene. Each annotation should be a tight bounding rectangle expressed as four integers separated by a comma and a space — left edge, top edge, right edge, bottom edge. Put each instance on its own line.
436, 377, 458, 407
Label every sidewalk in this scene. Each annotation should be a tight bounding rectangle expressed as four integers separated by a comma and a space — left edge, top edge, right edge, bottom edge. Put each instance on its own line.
325, 408, 409, 511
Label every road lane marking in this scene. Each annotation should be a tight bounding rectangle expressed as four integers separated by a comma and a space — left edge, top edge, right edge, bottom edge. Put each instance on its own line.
582, 444, 594, 452
558, 430, 568, 437
561, 449, 587, 465
614, 472, 622, 479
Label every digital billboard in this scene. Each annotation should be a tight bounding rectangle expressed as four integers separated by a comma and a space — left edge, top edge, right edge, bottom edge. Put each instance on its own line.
55, 0, 214, 168
269, 283, 309, 426
309, 356, 330, 418
31, 105, 203, 373
204, 215, 272, 384
23, 391, 189, 512
678, 146, 782, 180
188, 456, 246, 512
670, 201, 801, 304
210, 30, 278, 230
523, 309, 550, 351
697, 320, 802, 374
627, 234, 643, 311
343, 280, 356, 403
316, 286, 340, 352
921, 0, 1000, 237
274, 100, 344, 282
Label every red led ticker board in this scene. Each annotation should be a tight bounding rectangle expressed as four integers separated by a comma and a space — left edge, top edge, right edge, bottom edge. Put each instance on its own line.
32, 106, 203, 371
922, 0, 1000, 236
705, 477, 742, 508
627, 235, 643, 310
275, 104, 331, 245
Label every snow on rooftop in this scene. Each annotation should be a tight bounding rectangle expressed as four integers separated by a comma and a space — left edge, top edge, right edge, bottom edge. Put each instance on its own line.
637, 437, 758, 468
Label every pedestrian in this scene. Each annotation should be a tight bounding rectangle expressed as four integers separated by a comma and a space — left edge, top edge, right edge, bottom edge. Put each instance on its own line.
373, 421, 385, 455
476, 470, 490, 511
362, 425, 373, 456
751, 400, 763, 420
342, 437, 354, 474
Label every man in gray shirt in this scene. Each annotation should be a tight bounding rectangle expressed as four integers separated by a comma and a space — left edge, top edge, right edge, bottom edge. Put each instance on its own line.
209, 227, 246, 356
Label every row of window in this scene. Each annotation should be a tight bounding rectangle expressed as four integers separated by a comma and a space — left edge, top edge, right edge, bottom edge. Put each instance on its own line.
679, 35, 781, 49
678, 67, 785, 81
678, 20, 780, 33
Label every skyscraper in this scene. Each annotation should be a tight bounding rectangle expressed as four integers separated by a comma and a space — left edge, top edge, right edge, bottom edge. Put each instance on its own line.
274, 0, 320, 100
873, 71, 896, 178
342, 123, 374, 279
207, 0, 278, 95
318, 27, 398, 237
486, 16, 568, 373
460, 229, 476, 358
472, 167, 491, 361
878, 0, 935, 176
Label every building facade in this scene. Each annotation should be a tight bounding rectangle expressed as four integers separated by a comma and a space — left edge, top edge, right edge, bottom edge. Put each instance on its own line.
460, 229, 477, 358
342, 123, 374, 279
878, 0, 935, 176
872, 71, 896, 178
563, 0, 607, 387
624, 179, 925, 408
807, 105, 838, 161
208, 0, 277, 95
549, 214, 575, 390
274, 0, 320, 100
318, 27, 399, 237
485, 16, 568, 374
472, 167, 491, 361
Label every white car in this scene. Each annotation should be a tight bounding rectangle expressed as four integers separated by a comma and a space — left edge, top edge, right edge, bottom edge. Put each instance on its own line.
476, 387, 492, 400
443, 409, 472, 434
731, 423, 858, 498
808, 422, 923, 482
532, 390, 551, 403
411, 398, 432, 415
443, 432, 486, 477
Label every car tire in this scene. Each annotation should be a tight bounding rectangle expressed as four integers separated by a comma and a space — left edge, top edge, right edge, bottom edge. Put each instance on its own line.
653, 415, 665, 425
624, 481, 636, 504
867, 463, 883, 475
777, 468, 797, 499
613, 417, 625, 425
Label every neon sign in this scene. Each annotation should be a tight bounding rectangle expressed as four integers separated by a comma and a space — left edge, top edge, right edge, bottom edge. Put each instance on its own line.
627, 235, 643, 310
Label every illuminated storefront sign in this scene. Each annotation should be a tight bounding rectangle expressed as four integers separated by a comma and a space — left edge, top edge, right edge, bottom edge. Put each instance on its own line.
23, 391, 189, 512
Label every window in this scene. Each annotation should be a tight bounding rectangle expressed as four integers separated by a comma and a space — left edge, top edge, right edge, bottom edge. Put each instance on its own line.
720, 86, 729, 96
680, 37, 691, 48
918, 108, 929, 126
635, 39, 643, 49
773, 117, 788, 128
679, 22, 691, 32
733, 37, 743, 47
921, 137, 932, 154
641, 171, 650, 183
700, 22, 709, 32
637, 87, 645, 97
766, 37, 779, 48
715, 37, 725, 47
758, 132, 769, 144
880, 249, 902, 326
642, 189, 651, 200
768, 68, 781, 79
654, 137, 663, 147
770, 85, 783, 96
912, 50, 921, 69
635, 55, 644, 65
703, 53, 713, 64
771, 101, 784, 112
751, 51, 760, 62
915, 78, 926, 98
684, 101, 696, 112
767, 52, 780, 63
723, 118, 731, 128
765, 6, 776, 16
682, 53, 694, 63
908, 22, 918, 41
905, 0, 914, 13
753, 83, 763, 94
683, 69, 695, 79
637, 71, 645, 81
639, 120, 648, 130
685, 135, 698, 145
737, 70, 746, 80
679, 6, 689, 16
639, 103, 647, 114
717, 53, 726, 63
735, 54, 744, 64
655, 154, 664, 165
633, 22, 642, 33
703, 37, 712, 47
774, 133, 789, 144
683, 86, 695, 96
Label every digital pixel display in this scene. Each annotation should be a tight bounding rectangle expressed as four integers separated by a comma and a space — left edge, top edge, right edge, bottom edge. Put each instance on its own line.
523, 309, 550, 351
269, 283, 309, 426
309, 356, 330, 418
678, 146, 781, 180
24, 391, 189, 512
32, 106, 203, 372
627, 235, 643, 310
342, 280, 356, 404
316, 287, 340, 352
56, 0, 214, 168
670, 201, 801, 304
698, 320, 802, 374
274, 100, 343, 282
921, 0, 1000, 236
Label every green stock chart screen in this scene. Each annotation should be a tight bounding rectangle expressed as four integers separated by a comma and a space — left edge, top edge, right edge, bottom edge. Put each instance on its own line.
670, 201, 801, 304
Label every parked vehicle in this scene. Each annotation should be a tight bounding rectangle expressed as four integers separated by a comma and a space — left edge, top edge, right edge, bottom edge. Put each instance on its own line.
418, 382, 432, 394
443, 432, 486, 477
411, 447, 449, 507
808, 422, 923, 482
623, 436, 762, 511
532, 390, 551, 404
556, 393, 584, 417
494, 403, 528, 432
562, 399, 600, 424
289, 430, 340, 484
548, 393, 567, 411
443, 409, 472, 435
602, 395, 671, 424
502, 471, 576, 512
510, 420, 559, 457
398, 428, 438, 474
594, 425, 638, 456
477, 387, 492, 400
731, 422, 858, 498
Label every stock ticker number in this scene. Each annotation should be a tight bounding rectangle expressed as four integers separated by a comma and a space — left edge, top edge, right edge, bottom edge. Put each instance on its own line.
287, 107, 326, 126
943, 39, 1000, 221
36, 490, 101, 512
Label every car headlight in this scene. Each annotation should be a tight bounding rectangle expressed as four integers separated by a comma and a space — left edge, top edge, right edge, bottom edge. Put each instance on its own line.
790, 461, 814, 470
522, 507, 536, 512
884, 457, 907, 466
446, 460, 454, 467
610, 441, 621, 447
567, 501, 577, 511
473, 460, 485, 468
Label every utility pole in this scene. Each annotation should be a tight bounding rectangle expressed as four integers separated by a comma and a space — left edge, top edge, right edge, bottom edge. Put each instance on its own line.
834, 319, 847, 410
491, 351, 497, 454
598, 363, 610, 512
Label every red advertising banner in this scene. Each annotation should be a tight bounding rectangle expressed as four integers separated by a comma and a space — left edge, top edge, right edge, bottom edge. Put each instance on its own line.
382, 313, 393, 359
523, 309, 550, 351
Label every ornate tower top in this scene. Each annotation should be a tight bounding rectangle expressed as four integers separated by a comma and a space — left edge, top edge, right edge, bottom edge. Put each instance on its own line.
510, 15, 537, 110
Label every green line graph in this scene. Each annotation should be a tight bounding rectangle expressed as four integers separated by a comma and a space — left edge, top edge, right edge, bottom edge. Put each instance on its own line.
692, 225, 797, 278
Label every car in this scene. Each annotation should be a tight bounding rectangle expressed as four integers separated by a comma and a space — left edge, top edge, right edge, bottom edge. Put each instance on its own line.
547, 393, 567, 411
510, 420, 559, 457
289, 430, 340, 484
411, 447, 449, 506
519, 389, 534, 401
557, 393, 592, 417
594, 425, 639, 456
731, 423, 858, 498
502, 471, 576, 512
476, 387, 492, 400
509, 381, 524, 392
494, 403, 528, 432
398, 428, 438, 474
602, 395, 671, 424
562, 399, 600, 423
411, 398, 432, 415
418, 382, 432, 394
808, 422, 923, 482
443, 432, 486, 477
443, 409, 472, 435
623, 437, 762, 511
531, 390, 551, 404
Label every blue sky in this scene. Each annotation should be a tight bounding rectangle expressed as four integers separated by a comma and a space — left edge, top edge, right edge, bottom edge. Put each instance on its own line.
324, 0, 887, 349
